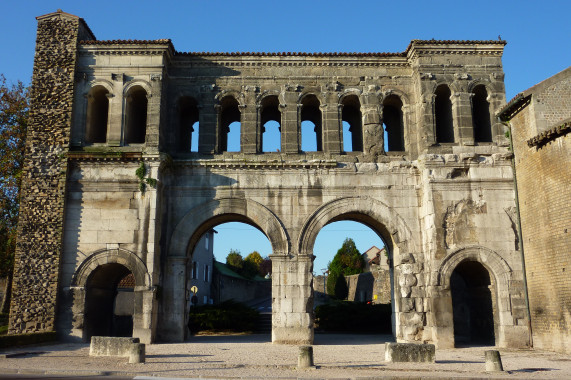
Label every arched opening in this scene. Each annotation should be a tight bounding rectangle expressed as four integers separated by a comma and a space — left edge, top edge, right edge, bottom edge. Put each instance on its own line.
472, 85, 492, 143
451, 260, 496, 346
185, 219, 273, 339
85, 85, 109, 144
179, 96, 199, 152
300, 95, 322, 152
261, 95, 281, 152
219, 96, 241, 152
84, 263, 134, 340
312, 217, 394, 339
434, 84, 454, 143
341, 95, 363, 152
124, 86, 147, 144
382, 95, 405, 152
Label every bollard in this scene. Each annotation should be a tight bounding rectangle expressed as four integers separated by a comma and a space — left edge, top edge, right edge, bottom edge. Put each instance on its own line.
485, 350, 503, 372
129, 343, 145, 364
297, 345, 315, 369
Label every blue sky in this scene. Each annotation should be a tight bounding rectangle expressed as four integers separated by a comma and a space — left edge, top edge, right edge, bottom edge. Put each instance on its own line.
1, 1, 569, 272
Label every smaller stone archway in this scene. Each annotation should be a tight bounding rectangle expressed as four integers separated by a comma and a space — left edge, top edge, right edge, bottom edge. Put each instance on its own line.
71, 248, 154, 343
435, 246, 513, 348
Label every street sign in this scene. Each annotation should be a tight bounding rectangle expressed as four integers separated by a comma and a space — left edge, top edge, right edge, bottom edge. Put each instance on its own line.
190, 286, 198, 294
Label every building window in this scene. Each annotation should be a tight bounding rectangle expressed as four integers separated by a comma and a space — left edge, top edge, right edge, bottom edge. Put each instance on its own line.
382, 95, 405, 151
341, 95, 363, 152
85, 85, 109, 144
191, 261, 198, 280
124, 86, 147, 144
179, 96, 199, 152
434, 84, 454, 143
204, 264, 209, 282
205, 235, 209, 250
472, 85, 492, 143
261, 95, 281, 152
219, 96, 241, 152
300, 94, 322, 152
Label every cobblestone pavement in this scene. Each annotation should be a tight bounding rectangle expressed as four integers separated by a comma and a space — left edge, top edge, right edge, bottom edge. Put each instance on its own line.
1, 334, 570, 379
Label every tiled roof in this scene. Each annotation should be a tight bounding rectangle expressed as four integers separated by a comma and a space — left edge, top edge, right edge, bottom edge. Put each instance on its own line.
527, 120, 571, 148
497, 93, 528, 121
80, 39, 172, 45
175, 51, 405, 57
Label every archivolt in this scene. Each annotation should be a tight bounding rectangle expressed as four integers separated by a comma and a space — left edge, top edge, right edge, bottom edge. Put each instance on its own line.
297, 196, 418, 257
169, 197, 289, 257
436, 245, 512, 288
71, 248, 151, 288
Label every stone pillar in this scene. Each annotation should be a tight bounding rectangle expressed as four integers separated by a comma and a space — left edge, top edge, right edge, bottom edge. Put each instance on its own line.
363, 106, 384, 157
158, 257, 186, 342
270, 254, 313, 344
145, 73, 163, 153
8, 10, 92, 335
198, 89, 217, 154
281, 89, 300, 153
132, 286, 155, 344
107, 74, 124, 146
241, 100, 257, 153
428, 289, 455, 348
451, 91, 474, 145
322, 98, 341, 154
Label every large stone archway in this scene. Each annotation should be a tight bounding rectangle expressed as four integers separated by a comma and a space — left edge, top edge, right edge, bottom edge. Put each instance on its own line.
70, 248, 154, 343
159, 197, 289, 342
276, 196, 421, 343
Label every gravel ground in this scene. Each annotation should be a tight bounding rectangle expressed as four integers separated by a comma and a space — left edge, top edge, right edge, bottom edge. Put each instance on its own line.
1, 333, 570, 379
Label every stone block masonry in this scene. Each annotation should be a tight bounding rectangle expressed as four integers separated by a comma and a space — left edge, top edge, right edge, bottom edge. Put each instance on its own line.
8, 11, 93, 334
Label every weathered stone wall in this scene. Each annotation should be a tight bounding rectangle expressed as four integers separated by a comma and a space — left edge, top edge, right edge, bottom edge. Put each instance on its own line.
8, 11, 93, 334
11, 12, 530, 349
501, 67, 571, 353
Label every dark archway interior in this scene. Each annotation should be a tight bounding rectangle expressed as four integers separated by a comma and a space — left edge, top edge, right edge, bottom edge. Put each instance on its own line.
300, 95, 322, 151
84, 263, 134, 340
179, 96, 199, 152
85, 85, 108, 144
451, 260, 495, 346
341, 95, 363, 152
125, 86, 147, 144
434, 85, 454, 143
383, 95, 405, 151
472, 85, 492, 143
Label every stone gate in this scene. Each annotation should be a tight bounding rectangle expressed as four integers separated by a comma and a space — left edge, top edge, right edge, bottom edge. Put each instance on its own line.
9, 10, 531, 348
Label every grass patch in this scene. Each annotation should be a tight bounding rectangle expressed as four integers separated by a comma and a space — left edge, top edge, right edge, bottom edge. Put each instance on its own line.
315, 301, 392, 333
188, 300, 260, 334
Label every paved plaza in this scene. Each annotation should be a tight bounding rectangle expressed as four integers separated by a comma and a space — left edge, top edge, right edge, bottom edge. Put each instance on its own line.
1, 334, 571, 379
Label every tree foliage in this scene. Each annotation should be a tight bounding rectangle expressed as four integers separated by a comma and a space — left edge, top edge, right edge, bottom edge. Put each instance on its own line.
0, 75, 29, 279
225, 249, 243, 273
326, 238, 364, 299
225, 250, 271, 279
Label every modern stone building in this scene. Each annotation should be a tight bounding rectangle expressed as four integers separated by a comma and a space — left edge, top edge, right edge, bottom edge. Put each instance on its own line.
10, 10, 530, 348
498, 66, 571, 353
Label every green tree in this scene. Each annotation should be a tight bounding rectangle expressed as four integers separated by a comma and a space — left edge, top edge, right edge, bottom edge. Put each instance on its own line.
0, 75, 29, 312
226, 249, 243, 273
0, 74, 30, 309
326, 238, 364, 298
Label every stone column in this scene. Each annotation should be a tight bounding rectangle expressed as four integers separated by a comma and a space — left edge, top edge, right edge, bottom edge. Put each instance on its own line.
132, 286, 155, 344
363, 106, 384, 157
451, 91, 474, 145
281, 90, 299, 153
107, 74, 124, 146
241, 102, 257, 153
158, 257, 186, 342
322, 97, 341, 154
270, 254, 313, 344
198, 90, 217, 154
145, 74, 163, 153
